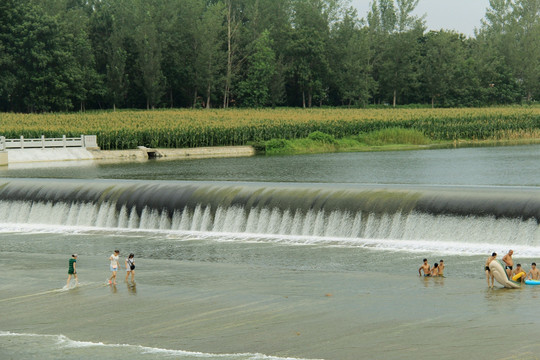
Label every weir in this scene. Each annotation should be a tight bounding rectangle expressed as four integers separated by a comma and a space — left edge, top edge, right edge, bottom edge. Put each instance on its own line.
0, 179, 539, 246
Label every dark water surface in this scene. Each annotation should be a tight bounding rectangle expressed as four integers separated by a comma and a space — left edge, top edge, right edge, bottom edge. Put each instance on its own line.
2, 144, 540, 185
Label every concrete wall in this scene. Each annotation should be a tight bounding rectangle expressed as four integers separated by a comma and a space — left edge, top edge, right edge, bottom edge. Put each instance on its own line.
0, 151, 7, 166
4, 146, 255, 164
93, 146, 255, 161
156, 146, 256, 159
7, 148, 95, 163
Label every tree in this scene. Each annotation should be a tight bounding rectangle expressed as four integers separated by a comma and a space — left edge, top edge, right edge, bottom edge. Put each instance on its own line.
511, 0, 540, 101
238, 30, 276, 107
290, 0, 333, 108
0, 0, 25, 111
421, 31, 468, 107
330, 8, 375, 106
106, 32, 129, 111
11, 2, 79, 112
369, 0, 424, 106
87, 0, 130, 110
158, 0, 199, 108
134, 1, 165, 110
194, 2, 226, 108
479, 0, 540, 102
242, 0, 291, 107
62, 4, 105, 111
223, 0, 246, 108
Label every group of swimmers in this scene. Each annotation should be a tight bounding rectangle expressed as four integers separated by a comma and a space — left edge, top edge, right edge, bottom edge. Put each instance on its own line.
485, 249, 540, 287
418, 259, 445, 277
66, 250, 136, 288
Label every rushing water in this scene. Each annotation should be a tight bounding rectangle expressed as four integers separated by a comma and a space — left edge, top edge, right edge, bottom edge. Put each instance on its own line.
2, 145, 540, 360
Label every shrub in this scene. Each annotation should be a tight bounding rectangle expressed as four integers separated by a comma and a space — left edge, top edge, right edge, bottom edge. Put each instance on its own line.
264, 138, 288, 151
308, 131, 336, 144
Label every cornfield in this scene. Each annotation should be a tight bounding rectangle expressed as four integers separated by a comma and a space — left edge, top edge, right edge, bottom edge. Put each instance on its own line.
1, 107, 540, 150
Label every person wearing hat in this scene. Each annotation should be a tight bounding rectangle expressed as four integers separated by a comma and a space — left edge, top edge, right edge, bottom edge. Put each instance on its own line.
125, 253, 135, 283
66, 254, 78, 288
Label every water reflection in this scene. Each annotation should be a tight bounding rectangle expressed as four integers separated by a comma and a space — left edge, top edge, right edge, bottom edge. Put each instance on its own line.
126, 282, 137, 295
420, 276, 445, 288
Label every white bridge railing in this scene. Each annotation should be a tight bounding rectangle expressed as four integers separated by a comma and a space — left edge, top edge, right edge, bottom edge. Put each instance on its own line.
0, 135, 97, 151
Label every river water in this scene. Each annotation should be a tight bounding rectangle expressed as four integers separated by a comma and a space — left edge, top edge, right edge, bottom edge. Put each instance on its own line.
2, 145, 540, 360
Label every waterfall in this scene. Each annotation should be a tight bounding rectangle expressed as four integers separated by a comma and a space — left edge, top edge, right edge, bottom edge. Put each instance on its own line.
0, 179, 540, 247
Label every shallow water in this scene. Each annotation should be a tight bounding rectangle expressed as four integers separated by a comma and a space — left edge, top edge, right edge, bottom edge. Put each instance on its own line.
2, 146, 540, 359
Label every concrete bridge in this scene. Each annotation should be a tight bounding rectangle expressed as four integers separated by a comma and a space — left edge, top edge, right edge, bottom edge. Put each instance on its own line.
0, 135, 98, 165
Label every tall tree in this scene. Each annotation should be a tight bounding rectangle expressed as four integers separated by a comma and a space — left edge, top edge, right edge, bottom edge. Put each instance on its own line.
223, 0, 246, 108
330, 8, 375, 106
421, 31, 467, 107
134, 0, 165, 110
479, 0, 540, 102
511, 0, 540, 101
63, 4, 104, 111
0, 0, 25, 111
11, 2, 79, 111
158, 0, 199, 108
369, 0, 424, 106
290, 0, 332, 108
238, 30, 276, 107
194, 1, 226, 108
242, 0, 291, 107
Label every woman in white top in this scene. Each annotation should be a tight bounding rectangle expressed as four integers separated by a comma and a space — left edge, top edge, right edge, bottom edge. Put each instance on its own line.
108, 250, 120, 285
125, 253, 135, 283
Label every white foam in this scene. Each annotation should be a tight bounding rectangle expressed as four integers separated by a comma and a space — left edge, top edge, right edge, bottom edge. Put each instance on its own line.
1, 219, 540, 257
1, 197, 540, 256
0, 331, 321, 360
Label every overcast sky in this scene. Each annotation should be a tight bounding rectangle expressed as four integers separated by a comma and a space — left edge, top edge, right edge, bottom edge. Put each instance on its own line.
351, 0, 492, 36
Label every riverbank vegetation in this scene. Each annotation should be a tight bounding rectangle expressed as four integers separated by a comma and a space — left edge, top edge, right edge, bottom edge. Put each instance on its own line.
1, 0, 539, 112
259, 128, 433, 155
2, 108, 540, 151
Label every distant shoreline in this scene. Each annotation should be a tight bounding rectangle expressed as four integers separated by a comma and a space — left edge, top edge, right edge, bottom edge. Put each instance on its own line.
6, 138, 540, 165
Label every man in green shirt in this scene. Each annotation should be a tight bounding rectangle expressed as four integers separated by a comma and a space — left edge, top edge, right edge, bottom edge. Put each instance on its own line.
66, 254, 78, 288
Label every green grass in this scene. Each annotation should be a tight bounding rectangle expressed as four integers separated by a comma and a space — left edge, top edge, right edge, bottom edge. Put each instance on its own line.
260, 128, 433, 155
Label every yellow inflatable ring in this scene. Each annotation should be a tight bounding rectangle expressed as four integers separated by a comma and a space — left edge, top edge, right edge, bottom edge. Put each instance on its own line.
512, 271, 526, 281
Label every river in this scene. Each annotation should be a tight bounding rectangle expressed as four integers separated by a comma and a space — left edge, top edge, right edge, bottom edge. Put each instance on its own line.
1, 145, 540, 360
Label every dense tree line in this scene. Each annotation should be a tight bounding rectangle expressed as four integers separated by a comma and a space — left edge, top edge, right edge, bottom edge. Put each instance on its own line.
0, 0, 539, 112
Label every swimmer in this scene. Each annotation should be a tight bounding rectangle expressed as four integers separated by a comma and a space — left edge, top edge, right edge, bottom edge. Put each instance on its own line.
419, 258, 431, 277
502, 250, 514, 279
438, 260, 445, 277
430, 262, 439, 277
512, 263, 527, 283
528, 262, 540, 280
